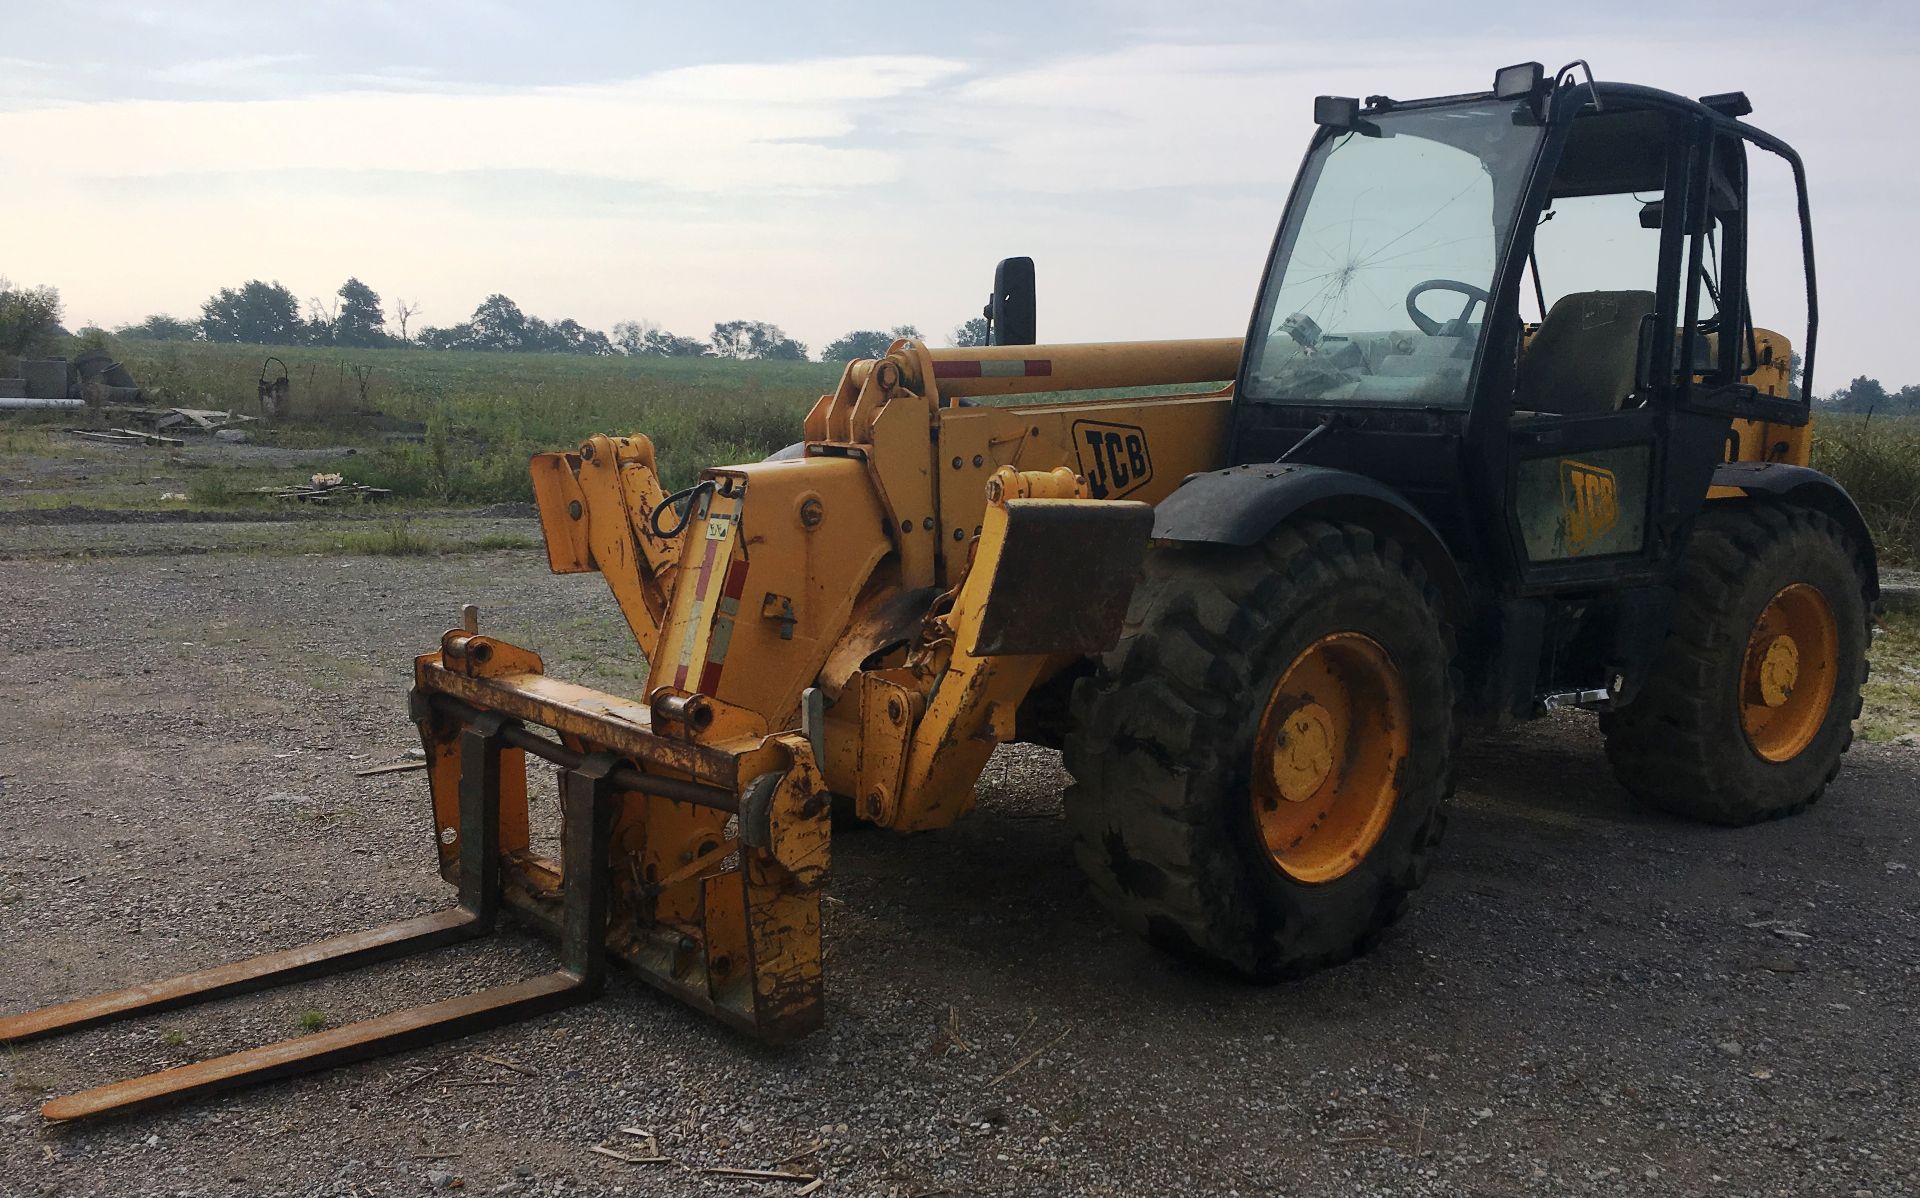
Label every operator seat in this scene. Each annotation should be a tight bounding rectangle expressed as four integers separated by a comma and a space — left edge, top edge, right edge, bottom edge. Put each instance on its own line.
1513, 290, 1656, 416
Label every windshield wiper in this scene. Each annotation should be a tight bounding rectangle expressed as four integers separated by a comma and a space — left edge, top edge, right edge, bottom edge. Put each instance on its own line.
1278, 414, 1340, 462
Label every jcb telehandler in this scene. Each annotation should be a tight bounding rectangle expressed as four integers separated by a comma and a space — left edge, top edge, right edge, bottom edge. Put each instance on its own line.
5, 63, 1878, 1121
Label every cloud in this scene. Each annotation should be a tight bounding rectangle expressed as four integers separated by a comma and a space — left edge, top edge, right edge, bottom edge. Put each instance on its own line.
4, 27, 1918, 385
0, 54, 967, 193
150, 53, 310, 88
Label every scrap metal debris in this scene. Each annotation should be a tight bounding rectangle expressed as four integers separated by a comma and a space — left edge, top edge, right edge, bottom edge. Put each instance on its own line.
251, 474, 392, 504
63, 406, 262, 445
67, 427, 184, 447
121, 406, 261, 436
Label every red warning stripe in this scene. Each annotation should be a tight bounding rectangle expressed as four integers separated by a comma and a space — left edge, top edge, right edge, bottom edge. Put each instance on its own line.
932, 359, 1053, 379
696, 558, 749, 695
671, 527, 722, 691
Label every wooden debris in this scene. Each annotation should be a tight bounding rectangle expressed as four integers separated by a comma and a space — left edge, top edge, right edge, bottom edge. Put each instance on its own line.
588, 1145, 672, 1165
928, 1005, 973, 1057
697, 1166, 818, 1182
476, 1052, 538, 1076
618, 1128, 662, 1157
356, 760, 427, 777
388, 1062, 451, 1095
772, 1139, 828, 1166
985, 1026, 1071, 1088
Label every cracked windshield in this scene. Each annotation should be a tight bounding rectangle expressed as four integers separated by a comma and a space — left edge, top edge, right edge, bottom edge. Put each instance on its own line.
1248, 100, 1543, 408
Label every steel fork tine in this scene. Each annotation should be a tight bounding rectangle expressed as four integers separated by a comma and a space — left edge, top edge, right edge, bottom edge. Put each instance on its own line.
29, 751, 620, 1123
0, 721, 512, 1047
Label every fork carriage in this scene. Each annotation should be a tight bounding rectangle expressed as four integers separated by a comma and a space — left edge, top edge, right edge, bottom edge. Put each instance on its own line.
0, 615, 830, 1121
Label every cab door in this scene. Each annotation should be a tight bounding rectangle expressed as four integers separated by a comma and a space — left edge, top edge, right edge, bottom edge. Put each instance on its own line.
1500, 105, 1733, 594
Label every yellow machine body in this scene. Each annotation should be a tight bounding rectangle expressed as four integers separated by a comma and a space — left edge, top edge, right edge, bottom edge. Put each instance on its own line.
413, 336, 1235, 1037
438, 320, 1817, 1039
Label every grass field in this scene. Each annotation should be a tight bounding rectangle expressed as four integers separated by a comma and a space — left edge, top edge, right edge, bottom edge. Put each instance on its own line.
6, 336, 1917, 565
104, 339, 842, 499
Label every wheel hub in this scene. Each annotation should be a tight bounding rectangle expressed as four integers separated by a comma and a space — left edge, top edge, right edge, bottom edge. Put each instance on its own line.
1272, 702, 1336, 803
1752, 634, 1800, 708
1252, 633, 1409, 885
1739, 582, 1838, 763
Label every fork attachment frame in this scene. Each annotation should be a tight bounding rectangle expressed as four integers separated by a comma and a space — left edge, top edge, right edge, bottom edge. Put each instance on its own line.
0, 721, 620, 1123
410, 628, 832, 1043
1, 622, 830, 1122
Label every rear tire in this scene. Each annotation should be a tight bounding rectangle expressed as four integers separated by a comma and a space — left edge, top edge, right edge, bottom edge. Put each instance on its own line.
1601, 503, 1870, 825
1063, 520, 1456, 979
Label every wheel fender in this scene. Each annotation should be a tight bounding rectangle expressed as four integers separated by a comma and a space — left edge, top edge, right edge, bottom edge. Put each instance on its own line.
1153, 464, 1469, 625
1710, 462, 1880, 602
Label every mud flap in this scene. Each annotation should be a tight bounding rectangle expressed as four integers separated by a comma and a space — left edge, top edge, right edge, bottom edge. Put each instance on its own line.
968, 499, 1155, 657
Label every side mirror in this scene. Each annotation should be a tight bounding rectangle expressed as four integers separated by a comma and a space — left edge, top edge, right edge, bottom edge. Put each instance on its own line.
1633, 313, 1659, 397
985, 256, 1036, 346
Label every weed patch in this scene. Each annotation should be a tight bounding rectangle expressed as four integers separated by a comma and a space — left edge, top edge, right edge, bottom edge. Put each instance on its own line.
333, 519, 436, 556
1861, 609, 1920, 743
1812, 416, 1920, 566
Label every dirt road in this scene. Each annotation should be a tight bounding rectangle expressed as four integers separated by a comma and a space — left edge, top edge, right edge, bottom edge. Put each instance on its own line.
1, 522, 1915, 1197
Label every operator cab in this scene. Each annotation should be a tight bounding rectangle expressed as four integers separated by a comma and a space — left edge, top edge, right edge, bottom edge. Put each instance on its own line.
1233, 65, 1816, 608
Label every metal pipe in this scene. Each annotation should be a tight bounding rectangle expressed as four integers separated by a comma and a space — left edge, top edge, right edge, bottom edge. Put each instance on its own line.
431, 695, 739, 812
922, 338, 1242, 399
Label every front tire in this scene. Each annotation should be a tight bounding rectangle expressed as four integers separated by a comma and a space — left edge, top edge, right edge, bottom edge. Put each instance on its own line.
1063, 520, 1456, 979
1601, 503, 1870, 825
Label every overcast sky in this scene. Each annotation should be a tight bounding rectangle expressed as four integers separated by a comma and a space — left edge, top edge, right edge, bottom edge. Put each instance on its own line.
1, 0, 1913, 389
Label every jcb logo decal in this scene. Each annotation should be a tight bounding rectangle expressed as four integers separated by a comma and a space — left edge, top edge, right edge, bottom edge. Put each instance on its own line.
1560, 460, 1619, 549
1073, 420, 1153, 499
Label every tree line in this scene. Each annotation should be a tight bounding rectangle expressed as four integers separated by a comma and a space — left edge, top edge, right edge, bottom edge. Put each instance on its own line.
1818, 375, 1920, 417
101, 277, 994, 361
10, 277, 1918, 404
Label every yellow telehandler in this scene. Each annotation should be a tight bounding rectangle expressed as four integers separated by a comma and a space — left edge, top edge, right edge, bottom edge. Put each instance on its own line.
4, 63, 1879, 1121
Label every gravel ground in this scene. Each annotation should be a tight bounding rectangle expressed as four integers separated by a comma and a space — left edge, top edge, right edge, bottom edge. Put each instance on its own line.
0, 523, 1915, 1198
0, 506, 540, 560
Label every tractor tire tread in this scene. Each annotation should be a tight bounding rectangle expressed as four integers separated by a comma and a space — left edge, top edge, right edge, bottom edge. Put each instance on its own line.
1600, 503, 1870, 826
1064, 519, 1456, 980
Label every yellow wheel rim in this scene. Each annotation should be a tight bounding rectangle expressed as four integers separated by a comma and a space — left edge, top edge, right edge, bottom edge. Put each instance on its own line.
1739, 582, 1838, 763
1252, 633, 1410, 884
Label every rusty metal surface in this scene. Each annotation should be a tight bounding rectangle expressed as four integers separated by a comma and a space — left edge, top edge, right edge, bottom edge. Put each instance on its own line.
476, 732, 830, 1045
428, 695, 739, 812
0, 910, 481, 1046
969, 499, 1155, 657
529, 451, 593, 574
416, 662, 742, 785
40, 972, 586, 1122
27, 738, 630, 1123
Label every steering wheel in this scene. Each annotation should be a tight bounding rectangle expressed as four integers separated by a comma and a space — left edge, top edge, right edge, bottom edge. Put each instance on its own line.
1406, 279, 1492, 337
